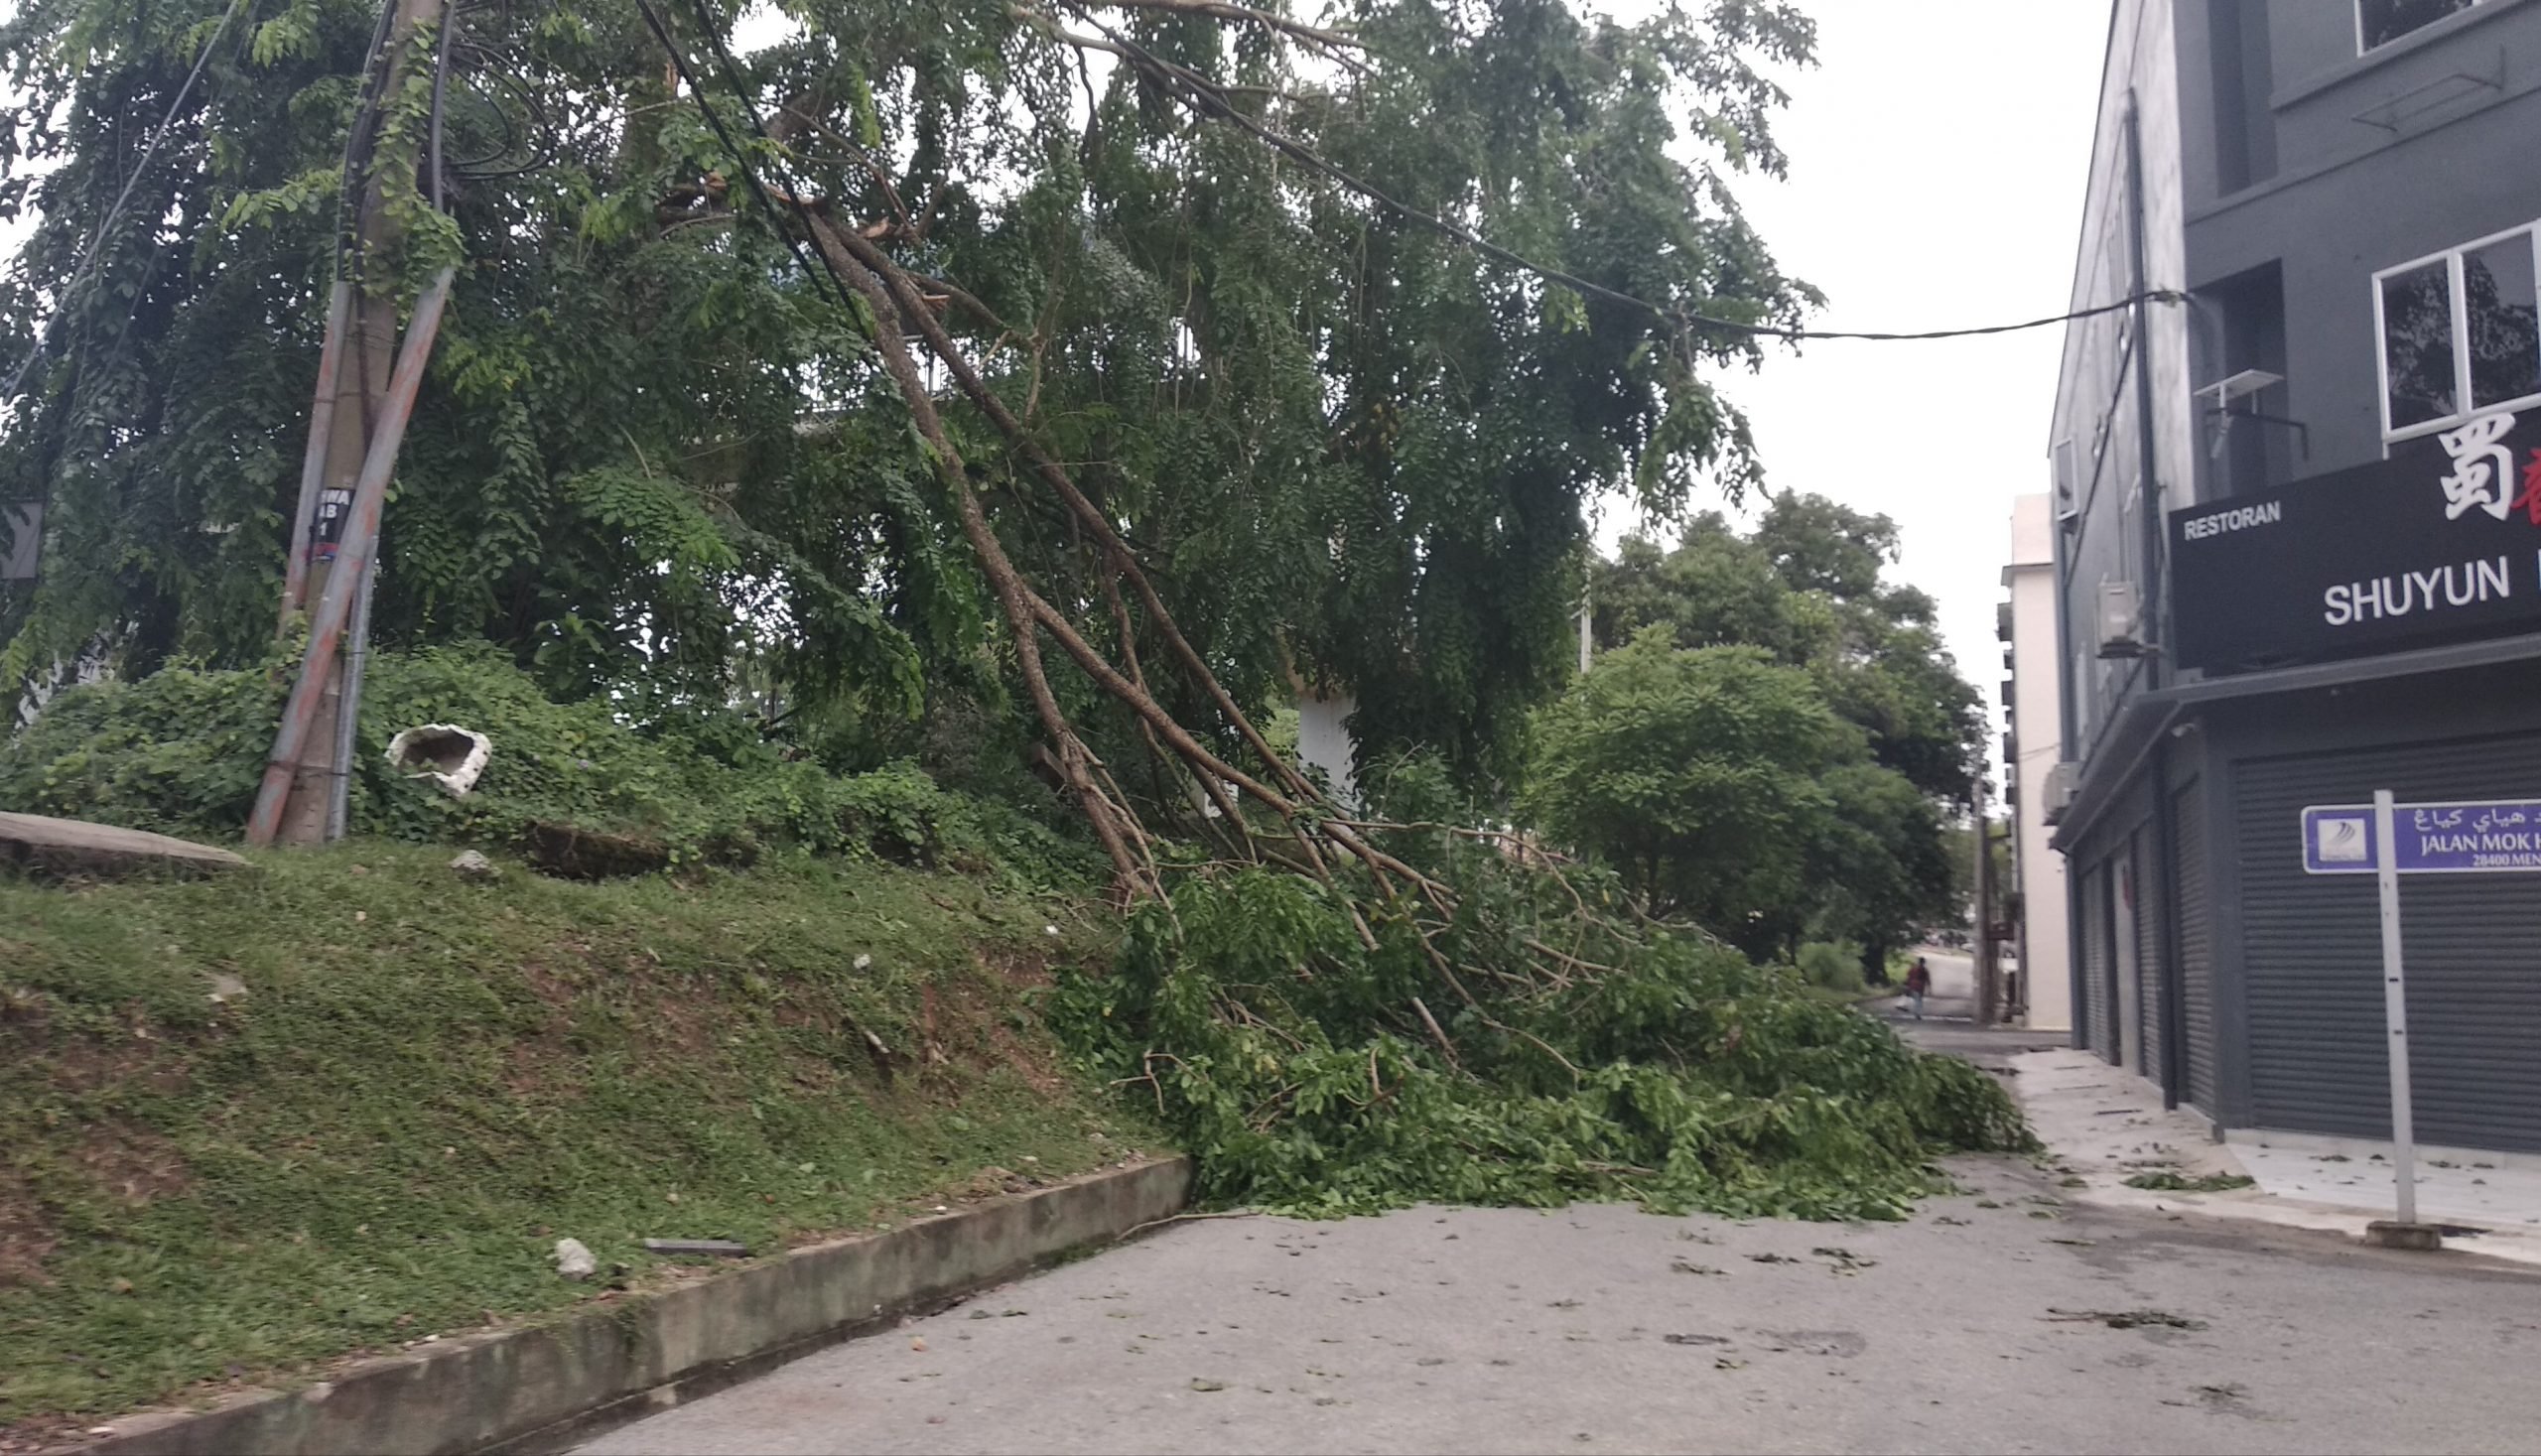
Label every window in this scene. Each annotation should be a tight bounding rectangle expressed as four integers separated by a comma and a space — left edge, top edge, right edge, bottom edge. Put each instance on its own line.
2357, 0, 2479, 53
2208, 0, 2275, 193
2374, 221, 2541, 442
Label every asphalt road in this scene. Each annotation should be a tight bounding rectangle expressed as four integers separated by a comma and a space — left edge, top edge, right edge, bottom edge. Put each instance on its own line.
578, 1155, 2541, 1455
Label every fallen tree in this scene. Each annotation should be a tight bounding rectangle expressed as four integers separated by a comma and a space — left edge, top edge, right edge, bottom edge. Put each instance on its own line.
3, 0, 2028, 1215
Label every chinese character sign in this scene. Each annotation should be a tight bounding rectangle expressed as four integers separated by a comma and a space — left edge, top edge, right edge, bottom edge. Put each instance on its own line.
2439, 412, 2518, 521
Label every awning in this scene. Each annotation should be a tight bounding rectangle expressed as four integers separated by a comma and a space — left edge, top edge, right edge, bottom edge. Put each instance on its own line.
2051, 630, 2541, 851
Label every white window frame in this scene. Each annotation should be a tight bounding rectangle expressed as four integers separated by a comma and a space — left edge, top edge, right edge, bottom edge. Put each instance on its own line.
2354, 0, 2490, 56
2372, 217, 2541, 447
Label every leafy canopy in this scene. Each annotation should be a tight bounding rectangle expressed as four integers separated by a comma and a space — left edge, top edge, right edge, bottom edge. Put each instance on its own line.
1523, 626, 1845, 927
1559, 493, 1979, 965
1, 0, 1818, 793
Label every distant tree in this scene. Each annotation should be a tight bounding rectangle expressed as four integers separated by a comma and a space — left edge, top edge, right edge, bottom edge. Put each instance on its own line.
1581, 492, 1983, 971
1803, 763, 1952, 980
1597, 492, 1983, 808
1522, 628, 1848, 943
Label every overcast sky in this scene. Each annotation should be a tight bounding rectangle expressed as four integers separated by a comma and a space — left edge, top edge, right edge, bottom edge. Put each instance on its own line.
1602, 0, 2110, 784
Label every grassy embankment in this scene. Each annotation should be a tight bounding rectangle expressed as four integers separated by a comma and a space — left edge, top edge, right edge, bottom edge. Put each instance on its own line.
0, 846, 1158, 1429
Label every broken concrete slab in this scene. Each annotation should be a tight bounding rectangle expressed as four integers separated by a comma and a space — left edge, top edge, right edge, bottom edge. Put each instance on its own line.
522, 822, 670, 879
0, 811, 248, 879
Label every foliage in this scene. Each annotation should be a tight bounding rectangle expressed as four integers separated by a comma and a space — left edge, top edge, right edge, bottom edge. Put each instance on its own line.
0, 0, 1820, 796
1051, 842, 2029, 1221
0, 657, 287, 832
1941, 816, 2013, 930
2121, 1171, 2254, 1193
1585, 493, 1981, 968
1594, 493, 1983, 806
0, 646, 1100, 887
0, 845, 1154, 1423
1794, 939, 1863, 993
1522, 626, 1847, 931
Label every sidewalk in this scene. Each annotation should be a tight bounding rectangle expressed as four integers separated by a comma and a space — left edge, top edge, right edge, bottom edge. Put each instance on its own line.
2009, 1048, 2541, 1266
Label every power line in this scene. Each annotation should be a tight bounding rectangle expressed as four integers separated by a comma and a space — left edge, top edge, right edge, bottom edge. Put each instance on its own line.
2, 0, 252, 402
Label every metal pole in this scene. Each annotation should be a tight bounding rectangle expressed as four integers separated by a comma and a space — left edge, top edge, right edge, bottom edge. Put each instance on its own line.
2373, 789, 2417, 1227
1974, 781, 1997, 1025
246, 269, 454, 848
2124, 90, 2166, 689
327, 555, 379, 840
280, 279, 354, 627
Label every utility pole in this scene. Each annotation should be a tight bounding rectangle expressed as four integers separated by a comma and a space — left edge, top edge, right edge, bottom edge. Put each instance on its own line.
1973, 783, 2001, 1027
251, 0, 455, 847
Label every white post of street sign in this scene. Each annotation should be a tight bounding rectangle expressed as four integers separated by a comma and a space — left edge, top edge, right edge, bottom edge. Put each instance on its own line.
2372, 791, 2415, 1227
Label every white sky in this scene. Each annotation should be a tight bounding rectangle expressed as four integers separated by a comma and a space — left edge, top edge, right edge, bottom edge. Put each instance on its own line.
1597, 0, 2110, 778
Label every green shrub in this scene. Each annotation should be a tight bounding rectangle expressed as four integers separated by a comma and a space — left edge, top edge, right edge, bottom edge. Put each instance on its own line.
0, 660, 286, 830
0, 644, 1099, 888
1796, 939, 1865, 993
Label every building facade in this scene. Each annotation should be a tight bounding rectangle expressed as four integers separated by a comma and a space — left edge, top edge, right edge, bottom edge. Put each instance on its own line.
2048, 0, 2541, 1151
2001, 493, 2073, 1033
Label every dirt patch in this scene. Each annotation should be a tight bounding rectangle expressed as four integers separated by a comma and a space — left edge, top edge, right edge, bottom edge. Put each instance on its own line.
74, 1123, 191, 1207
974, 942, 1058, 989
922, 971, 1069, 1099
515, 959, 585, 1012
0, 1174, 57, 1287
40, 1032, 190, 1097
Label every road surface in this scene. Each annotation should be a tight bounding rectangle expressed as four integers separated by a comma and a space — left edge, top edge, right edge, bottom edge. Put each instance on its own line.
579, 1155, 2541, 1455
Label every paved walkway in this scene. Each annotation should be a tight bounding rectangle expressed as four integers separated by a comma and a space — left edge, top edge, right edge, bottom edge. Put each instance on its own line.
579, 1155, 2541, 1455
2009, 1048, 2541, 1266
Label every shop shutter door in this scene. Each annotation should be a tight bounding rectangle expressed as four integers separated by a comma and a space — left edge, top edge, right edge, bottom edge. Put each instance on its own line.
2133, 832, 2167, 1089
2175, 782, 2217, 1117
2079, 864, 2115, 1062
2235, 735, 2541, 1150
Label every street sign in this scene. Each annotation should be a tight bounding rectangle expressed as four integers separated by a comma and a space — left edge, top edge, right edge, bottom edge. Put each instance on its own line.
2301, 790, 2541, 1240
2302, 798, 2541, 873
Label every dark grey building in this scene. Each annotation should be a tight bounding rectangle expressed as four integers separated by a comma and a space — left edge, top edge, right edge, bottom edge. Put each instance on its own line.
2046, 0, 2541, 1154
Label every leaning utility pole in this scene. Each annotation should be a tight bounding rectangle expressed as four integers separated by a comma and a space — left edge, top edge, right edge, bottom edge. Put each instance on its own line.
250, 0, 456, 847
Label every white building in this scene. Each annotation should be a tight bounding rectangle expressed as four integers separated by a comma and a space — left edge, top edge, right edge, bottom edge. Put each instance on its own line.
2001, 491, 2071, 1033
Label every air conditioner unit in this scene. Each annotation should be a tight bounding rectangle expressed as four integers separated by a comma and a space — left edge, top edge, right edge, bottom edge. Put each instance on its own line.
2042, 762, 2080, 825
2097, 581, 2146, 659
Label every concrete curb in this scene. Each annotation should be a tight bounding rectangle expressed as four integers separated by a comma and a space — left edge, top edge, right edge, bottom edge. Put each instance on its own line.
53, 1157, 1192, 1456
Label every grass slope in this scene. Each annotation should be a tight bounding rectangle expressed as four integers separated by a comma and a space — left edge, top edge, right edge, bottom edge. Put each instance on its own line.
0, 846, 1158, 1427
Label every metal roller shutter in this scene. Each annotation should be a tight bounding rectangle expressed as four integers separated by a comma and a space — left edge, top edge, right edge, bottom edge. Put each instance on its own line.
2079, 864, 2115, 1062
2235, 734, 2541, 1150
2132, 833, 2166, 1089
2175, 782, 2217, 1116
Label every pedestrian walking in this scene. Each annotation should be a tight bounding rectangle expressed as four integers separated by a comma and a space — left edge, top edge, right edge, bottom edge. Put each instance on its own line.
1903, 957, 1933, 1021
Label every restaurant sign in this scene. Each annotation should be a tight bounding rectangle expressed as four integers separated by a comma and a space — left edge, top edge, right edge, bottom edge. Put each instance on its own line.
2170, 409, 2541, 672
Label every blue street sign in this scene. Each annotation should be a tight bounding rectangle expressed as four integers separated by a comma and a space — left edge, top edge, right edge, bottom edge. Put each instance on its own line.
2303, 799, 2541, 874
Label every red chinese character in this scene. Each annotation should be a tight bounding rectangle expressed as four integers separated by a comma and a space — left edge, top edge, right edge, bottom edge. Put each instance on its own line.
2516, 449, 2541, 526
